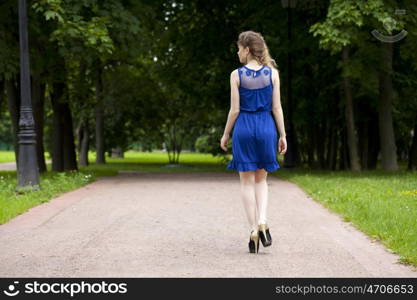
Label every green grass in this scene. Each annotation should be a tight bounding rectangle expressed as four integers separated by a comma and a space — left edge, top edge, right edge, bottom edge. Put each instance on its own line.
0, 151, 52, 163
277, 169, 417, 266
0, 151, 17, 163
85, 151, 237, 173
0, 169, 96, 225
1, 150, 416, 267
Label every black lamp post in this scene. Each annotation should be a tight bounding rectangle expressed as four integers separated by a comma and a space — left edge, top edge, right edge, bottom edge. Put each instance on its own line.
17, 0, 40, 191
281, 0, 299, 168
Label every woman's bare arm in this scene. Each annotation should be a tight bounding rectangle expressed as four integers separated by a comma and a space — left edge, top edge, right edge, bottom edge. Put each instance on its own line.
271, 68, 286, 138
222, 70, 240, 137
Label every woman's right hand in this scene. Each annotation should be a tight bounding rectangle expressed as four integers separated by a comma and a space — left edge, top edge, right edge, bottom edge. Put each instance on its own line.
220, 134, 229, 152
278, 136, 287, 155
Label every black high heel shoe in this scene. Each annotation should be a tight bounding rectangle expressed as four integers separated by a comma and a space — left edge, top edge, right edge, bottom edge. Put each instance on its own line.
248, 230, 260, 253
258, 224, 272, 247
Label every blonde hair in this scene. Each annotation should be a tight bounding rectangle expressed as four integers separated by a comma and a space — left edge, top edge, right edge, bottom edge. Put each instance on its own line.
237, 30, 278, 70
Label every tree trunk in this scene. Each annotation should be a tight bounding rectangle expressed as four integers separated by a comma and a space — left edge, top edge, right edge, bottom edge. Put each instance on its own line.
31, 75, 47, 173
326, 117, 338, 170
0, 80, 4, 117
78, 119, 90, 166
367, 109, 379, 170
317, 121, 325, 168
95, 63, 105, 164
312, 122, 320, 169
408, 121, 417, 171
342, 46, 361, 171
5, 77, 20, 166
325, 118, 331, 169
378, 42, 398, 171
327, 89, 340, 170
357, 98, 370, 169
51, 82, 78, 172
306, 112, 315, 168
329, 127, 338, 170
360, 120, 369, 169
51, 82, 64, 171
62, 99, 78, 171
339, 125, 349, 170
76, 120, 82, 154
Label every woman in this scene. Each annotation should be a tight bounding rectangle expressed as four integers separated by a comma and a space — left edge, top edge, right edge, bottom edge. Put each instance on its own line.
220, 30, 287, 254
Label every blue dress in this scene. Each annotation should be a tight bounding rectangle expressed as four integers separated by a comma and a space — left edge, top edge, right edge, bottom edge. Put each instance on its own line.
227, 65, 280, 172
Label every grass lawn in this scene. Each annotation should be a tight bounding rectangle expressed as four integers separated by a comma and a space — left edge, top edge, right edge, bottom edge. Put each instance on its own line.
277, 168, 417, 266
0, 151, 18, 163
1, 150, 416, 266
0, 150, 52, 163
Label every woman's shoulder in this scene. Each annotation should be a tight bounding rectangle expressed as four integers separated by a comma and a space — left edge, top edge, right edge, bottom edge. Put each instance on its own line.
230, 67, 243, 78
230, 69, 240, 86
231, 66, 243, 73
266, 64, 278, 71
270, 66, 280, 86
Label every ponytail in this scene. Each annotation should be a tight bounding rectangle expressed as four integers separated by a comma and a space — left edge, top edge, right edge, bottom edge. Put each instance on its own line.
238, 30, 279, 70
261, 43, 278, 70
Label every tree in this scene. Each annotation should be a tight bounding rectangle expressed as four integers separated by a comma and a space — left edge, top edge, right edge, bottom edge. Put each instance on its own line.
310, 0, 408, 171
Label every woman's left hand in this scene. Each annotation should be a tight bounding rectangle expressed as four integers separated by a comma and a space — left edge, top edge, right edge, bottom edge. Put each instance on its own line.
278, 136, 287, 155
220, 135, 229, 152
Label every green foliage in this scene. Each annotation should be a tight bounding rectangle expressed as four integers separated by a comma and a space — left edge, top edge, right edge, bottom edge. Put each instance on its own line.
0, 0, 416, 172
194, 127, 231, 164
309, 0, 404, 54
0, 110, 13, 149
0, 1, 20, 79
32, 0, 115, 58
195, 135, 210, 153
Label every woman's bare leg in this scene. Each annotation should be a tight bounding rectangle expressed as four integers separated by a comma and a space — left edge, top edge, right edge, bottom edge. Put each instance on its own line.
238, 171, 258, 232
255, 168, 268, 225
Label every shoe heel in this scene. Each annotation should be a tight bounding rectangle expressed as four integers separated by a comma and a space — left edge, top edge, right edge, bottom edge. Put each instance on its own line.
259, 224, 272, 247
248, 230, 260, 254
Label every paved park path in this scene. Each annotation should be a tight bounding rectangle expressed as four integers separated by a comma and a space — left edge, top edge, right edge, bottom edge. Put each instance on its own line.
0, 160, 52, 171
0, 171, 416, 277
0, 161, 19, 171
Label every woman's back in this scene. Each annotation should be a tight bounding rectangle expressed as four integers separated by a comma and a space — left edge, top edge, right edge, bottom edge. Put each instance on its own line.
227, 64, 279, 173
238, 65, 273, 112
